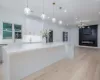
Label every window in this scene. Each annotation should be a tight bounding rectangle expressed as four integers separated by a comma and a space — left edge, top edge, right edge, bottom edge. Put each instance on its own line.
3, 22, 22, 40
63, 32, 68, 42
14, 24, 22, 39
3, 23, 12, 39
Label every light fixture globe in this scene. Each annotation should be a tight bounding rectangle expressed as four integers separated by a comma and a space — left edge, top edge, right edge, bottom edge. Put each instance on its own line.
52, 18, 56, 23
59, 20, 63, 25
24, 7, 31, 15
41, 13, 46, 20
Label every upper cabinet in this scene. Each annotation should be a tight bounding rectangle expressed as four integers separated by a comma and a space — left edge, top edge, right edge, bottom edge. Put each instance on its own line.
3, 23, 12, 39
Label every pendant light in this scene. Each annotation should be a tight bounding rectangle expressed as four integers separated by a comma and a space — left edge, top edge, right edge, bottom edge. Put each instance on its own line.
41, 0, 46, 20
52, 2, 56, 23
24, 0, 31, 15
58, 7, 63, 25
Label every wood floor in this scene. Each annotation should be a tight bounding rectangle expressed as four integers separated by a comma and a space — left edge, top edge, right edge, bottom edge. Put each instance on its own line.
1, 47, 100, 80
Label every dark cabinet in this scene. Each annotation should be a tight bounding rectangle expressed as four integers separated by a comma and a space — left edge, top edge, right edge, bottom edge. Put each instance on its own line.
63, 32, 68, 42
49, 30, 53, 42
79, 25, 98, 47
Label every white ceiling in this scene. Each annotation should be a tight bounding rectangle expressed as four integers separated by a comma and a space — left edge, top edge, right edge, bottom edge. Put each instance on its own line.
0, 0, 100, 25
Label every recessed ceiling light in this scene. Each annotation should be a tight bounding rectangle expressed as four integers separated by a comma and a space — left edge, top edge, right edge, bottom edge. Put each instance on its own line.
99, 12, 100, 14
76, 17, 78, 20
64, 10, 67, 13
96, 0, 100, 2
48, 17, 50, 19
67, 24, 68, 26
59, 20, 63, 24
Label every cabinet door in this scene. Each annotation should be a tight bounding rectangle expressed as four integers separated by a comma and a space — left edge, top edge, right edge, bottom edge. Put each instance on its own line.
14, 24, 22, 39
49, 30, 53, 42
63, 32, 68, 42
3, 23, 12, 39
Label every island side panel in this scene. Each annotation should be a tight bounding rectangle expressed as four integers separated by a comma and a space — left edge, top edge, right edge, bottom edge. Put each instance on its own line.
3, 48, 10, 80
9, 45, 67, 80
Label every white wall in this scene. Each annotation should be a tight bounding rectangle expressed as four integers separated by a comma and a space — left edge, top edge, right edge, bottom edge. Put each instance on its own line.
98, 25, 100, 47
70, 25, 100, 48
25, 17, 43, 35
43, 22, 70, 43
69, 27, 79, 46
0, 8, 25, 43
1, 7, 100, 46
25, 19, 71, 43
0, 7, 70, 43
0, 8, 44, 43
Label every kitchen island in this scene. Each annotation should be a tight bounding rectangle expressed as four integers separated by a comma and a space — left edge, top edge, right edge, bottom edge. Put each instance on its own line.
0, 44, 7, 63
2, 42, 74, 80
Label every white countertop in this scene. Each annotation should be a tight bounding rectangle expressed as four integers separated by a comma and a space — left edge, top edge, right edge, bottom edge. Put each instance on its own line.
3, 42, 68, 54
